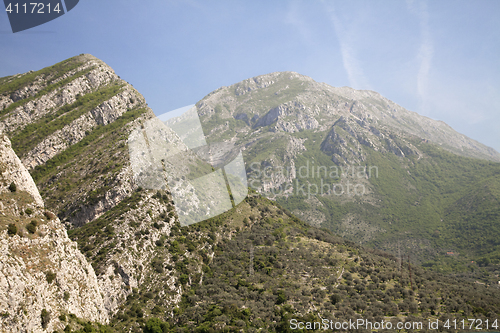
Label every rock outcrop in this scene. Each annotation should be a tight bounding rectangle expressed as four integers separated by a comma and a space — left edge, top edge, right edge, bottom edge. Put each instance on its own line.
0, 134, 43, 207
0, 134, 108, 332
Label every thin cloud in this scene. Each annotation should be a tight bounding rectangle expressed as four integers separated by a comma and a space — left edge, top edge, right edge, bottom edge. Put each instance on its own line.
407, 0, 433, 113
323, 2, 371, 90
285, 1, 314, 43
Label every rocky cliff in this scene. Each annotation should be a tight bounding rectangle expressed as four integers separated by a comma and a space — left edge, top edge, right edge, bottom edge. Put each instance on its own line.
0, 134, 43, 207
197, 71, 500, 163
0, 54, 155, 228
0, 134, 108, 332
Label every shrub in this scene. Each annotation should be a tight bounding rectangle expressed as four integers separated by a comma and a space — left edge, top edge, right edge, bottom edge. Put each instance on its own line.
179, 274, 189, 285
8, 182, 16, 192
144, 317, 169, 333
41, 309, 50, 329
26, 221, 37, 234
25, 208, 34, 215
151, 260, 164, 273
276, 290, 286, 304
59, 314, 66, 321
63, 291, 70, 301
45, 271, 56, 284
43, 211, 55, 220
153, 222, 163, 229
7, 224, 17, 236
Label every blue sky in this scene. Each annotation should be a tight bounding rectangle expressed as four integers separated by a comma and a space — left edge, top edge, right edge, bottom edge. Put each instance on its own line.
1, 0, 499, 152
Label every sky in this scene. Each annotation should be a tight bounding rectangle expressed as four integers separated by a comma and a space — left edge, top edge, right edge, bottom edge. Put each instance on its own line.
1, 0, 499, 152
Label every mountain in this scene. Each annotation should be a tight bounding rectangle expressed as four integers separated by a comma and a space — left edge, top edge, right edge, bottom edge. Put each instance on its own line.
1, 55, 499, 332
0, 54, 154, 230
192, 71, 500, 277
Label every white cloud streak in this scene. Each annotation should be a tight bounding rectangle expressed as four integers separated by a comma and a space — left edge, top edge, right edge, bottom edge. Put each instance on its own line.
285, 1, 313, 43
323, 2, 371, 90
407, 0, 433, 114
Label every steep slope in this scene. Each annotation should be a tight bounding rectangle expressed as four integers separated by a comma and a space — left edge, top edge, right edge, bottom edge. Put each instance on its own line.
68, 191, 500, 332
0, 133, 108, 332
0, 54, 155, 228
0, 133, 43, 207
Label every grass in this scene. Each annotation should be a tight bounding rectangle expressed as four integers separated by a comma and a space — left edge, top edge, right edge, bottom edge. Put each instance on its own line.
30, 107, 147, 220
11, 81, 125, 157
32, 107, 147, 183
0, 66, 96, 121
0, 55, 90, 117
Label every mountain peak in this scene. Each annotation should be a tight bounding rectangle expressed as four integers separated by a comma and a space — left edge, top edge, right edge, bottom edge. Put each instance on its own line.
198, 71, 500, 162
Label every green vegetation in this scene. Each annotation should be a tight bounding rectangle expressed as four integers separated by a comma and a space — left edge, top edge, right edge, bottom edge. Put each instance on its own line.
45, 271, 56, 284
29, 106, 146, 224
26, 220, 37, 234
8, 182, 16, 192
40, 308, 50, 329
32, 107, 145, 184
11, 81, 125, 157
7, 223, 17, 236
68, 188, 500, 332
0, 56, 85, 95
0, 66, 96, 120
0, 55, 91, 117
68, 190, 144, 273
260, 134, 500, 281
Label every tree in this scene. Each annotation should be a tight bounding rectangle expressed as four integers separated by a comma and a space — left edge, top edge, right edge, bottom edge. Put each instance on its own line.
8, 182, 16, 192
276, 290, 286, 304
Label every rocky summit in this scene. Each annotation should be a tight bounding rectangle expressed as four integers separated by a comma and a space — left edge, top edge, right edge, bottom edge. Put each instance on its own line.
0, 55, 499, 332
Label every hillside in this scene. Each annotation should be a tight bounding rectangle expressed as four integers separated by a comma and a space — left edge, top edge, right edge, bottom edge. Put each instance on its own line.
0, 54, 155, 229
1, 55, 499, 332
189, 71, 500, 279
72, 192, 500, 332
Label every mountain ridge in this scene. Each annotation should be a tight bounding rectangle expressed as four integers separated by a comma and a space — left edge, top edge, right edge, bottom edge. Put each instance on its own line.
204, 70, 499, 162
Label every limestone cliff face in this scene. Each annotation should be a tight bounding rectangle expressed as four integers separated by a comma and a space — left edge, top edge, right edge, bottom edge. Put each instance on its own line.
0, 134, 44, 207
0, 220, 109, 332
0, 134, 108, 332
